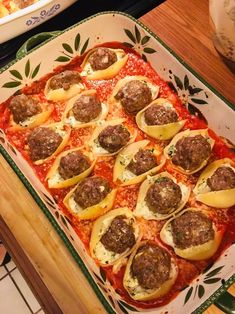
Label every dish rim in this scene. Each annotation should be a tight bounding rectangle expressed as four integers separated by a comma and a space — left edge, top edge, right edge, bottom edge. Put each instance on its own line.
0, 11, 234, 314
0, 0, 56, 26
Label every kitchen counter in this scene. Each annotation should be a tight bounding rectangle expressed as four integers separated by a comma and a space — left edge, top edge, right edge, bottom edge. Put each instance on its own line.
0, 0, 234, 313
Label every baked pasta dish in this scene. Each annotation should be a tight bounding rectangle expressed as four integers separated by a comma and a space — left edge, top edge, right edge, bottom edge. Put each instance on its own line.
0, 0, 38, 17
1, 43, 235, 309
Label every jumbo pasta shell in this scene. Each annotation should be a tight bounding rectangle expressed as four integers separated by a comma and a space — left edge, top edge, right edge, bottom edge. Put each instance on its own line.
136, 98, 186, 140
160, 208, 223, 260
81, 48, 128, 80
133, 171, 190, 220
46, 147, 96, 188
123, 241, 178, 301
164, 129, 215, 174
109, 75, 159, 105
89, 118, 137, 157
62, 89, 108, 128
8, 102, 53, 132
63, 184, 117, 220
113, 140, 166, 186
44, 73, 85, 101
31, 123, 71, 165
193, 158, 235, 208
90, 207, 141, 267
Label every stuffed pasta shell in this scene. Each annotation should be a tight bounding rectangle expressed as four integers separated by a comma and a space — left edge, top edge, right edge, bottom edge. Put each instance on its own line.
44, 70, 85, 101
81, 47, 128, 80
109, 76, 159, 115
90, 207, 141, 267
113, 139, 165, 186
164, 129, 214, 174
89, 118, 137, 156
63, 89, 108, 128
136, 98, 186, 140
7, 94, 53, 131
46, 148, 96, 188
63, 176, 117, 220
123, 241, 178, 301
160, 208, 223, 260
133, 172, 190, 220
27, 123, 70, 165
193, 158, 235, 208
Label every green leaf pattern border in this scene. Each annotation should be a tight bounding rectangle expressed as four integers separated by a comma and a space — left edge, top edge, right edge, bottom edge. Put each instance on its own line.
55, 33, 90, 62
123, 24, 156, 62
2, 59, 41, 89
0, 11, 235, 314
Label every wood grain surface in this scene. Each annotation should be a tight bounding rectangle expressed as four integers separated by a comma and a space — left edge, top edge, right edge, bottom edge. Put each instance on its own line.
140, 0, 235, 105
0, 1, 234, 314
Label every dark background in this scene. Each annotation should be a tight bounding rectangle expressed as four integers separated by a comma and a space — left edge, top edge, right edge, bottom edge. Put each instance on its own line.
0, 0, 164, 67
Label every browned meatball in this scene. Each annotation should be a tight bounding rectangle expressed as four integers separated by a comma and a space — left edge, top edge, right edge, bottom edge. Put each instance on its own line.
28, 127, 62, 161
98, 124, 130, 153
171, 211, 215, 250
145, 177, 182, 214
49, 70, 81, 91
207, 166, 235, 191
58, 151, 90, 180
88, 47, 117, 71
144, 104, 178, 126
115, 80, 152, 114
74, 176, 111, 209
9, 94, 42, 124
131, 243, 171, 290
127, 149, 157, 175
100, 215, 136, 254
72, 94, 102, 123
171, 135, 211, 171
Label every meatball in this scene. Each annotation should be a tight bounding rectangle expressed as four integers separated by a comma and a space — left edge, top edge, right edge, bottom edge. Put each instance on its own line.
207, 166, 235, 191
58, 151, 90, 180
115, 80, 152, 114
72, 94, 102, 123
98, 124, 130, 153
74, 176, 111, 209
127, 149, 157, 175
9, 94, 42, 124
28, 127, 62, 161
144, 104, 178, 126
100, 215, 136, 254
49, 70, 81, 91
171, 211, 215, 249
131, 243, 171, 290
145, 177, 182, 214
88, 47, 117, 71
172, 135, 211, 171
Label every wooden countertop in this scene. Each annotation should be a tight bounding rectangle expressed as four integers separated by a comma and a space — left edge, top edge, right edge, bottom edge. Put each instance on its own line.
0, 1, 234, 314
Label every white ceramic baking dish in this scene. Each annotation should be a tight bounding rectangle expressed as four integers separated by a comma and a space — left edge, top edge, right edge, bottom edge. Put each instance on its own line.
0, 12, 235, 314
0, 0, 76, 43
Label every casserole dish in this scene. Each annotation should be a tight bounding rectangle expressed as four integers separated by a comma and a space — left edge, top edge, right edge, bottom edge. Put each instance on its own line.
0, 0, 77, 44
0, 12, 235, 314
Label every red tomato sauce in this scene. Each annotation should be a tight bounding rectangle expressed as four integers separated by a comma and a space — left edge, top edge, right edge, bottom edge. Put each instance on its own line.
1, 42, 235, 309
